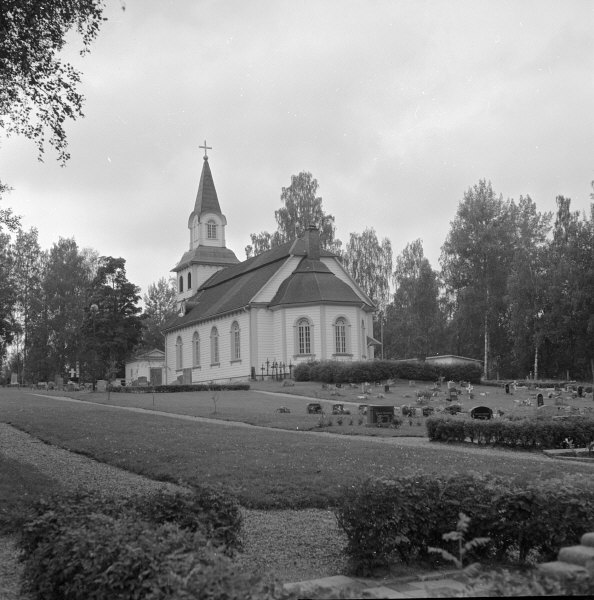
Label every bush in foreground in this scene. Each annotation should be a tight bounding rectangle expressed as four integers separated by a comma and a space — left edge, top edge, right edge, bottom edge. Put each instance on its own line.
335, 473, 594, 574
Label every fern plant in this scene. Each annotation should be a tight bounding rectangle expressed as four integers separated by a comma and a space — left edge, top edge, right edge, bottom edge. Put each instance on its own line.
428, 512, 490, 575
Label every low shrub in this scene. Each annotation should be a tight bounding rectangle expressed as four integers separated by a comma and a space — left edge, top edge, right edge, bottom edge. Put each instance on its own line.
109, 383, 250, 393
293, 360, 482, 385
335, 473, 594, 574
18, 487, 304, 600
426, 416, 594, 449
19, 486, 242, 557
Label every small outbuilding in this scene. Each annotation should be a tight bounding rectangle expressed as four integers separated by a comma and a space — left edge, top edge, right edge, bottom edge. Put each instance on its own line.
125, 349, 165, 386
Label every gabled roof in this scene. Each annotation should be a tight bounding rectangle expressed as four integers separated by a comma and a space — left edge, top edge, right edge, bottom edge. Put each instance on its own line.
163, 235, 373, 332
192, 157, 221, 218
126, 348, 165, 363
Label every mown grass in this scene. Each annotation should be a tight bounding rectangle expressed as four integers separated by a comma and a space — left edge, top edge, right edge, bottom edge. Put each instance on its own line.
2, 389, 594, 509
0, 454, 62, 534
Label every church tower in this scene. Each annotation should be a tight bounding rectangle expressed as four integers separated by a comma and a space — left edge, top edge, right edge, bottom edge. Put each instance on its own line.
172, 143, 239, 305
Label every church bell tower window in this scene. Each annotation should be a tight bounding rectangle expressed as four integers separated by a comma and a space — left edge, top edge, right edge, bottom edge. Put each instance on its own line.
207, 220, 217, 239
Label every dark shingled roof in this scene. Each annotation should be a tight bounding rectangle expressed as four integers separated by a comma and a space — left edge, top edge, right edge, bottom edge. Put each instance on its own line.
269, 257, 365, 307
172, 245, 239, 272
193, 157, 221, 217
163, 237, 373, 332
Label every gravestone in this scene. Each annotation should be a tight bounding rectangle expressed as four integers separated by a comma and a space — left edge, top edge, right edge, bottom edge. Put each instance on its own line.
366, 405, 395, 427
10, 373, 18, 386
537, 393, 544, 407
96, 379, 107, 392
55, 375, 63, 389
505, 383, 510, 394
137, 376, 148, 386
470, 406, 493, 420
578, 386, 584, 398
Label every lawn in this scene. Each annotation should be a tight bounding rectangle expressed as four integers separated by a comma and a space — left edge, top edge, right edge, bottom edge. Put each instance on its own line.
2, 387, 594, 509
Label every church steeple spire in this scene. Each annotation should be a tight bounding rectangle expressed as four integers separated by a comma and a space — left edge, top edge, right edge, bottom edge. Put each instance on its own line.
174, 144, 238, 302
192, 142, 222, 219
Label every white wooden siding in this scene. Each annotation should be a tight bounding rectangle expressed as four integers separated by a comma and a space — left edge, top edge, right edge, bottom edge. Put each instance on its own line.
165, 311, 251, 384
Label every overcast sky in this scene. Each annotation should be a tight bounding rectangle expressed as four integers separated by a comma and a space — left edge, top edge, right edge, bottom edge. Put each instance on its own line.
2, 0, 593, 297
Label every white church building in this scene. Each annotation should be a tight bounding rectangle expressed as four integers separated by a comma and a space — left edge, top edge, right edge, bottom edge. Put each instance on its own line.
162, 151, 378, 384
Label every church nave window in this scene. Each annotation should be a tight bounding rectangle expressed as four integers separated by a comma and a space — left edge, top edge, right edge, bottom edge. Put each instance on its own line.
230, 321, 240, 361
179, 276, 183, 293
176, 336, 183, 370
187, 272, 192, 290
297, 318, 311, 355
192, 331, 200, 367
210, 326, 219, 365
207, 220, 217, 239
335, 317, 347, 354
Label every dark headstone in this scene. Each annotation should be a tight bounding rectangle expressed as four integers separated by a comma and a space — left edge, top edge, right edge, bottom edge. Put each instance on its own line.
537, 393, 544, 407
470, 406, 493, 420
367, 405, 395, 427
505, 383, 510, 394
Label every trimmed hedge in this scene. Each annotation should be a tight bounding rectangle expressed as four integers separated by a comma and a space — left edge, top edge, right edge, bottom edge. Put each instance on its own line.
335, 473, 594, 574
109, 382, 250, 393
293, 359, 482, 385
426, 416, 594, 449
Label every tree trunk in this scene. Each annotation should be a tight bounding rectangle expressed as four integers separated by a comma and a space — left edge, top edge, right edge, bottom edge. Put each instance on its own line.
534, 344, 539, 381
483, 312, 489, 379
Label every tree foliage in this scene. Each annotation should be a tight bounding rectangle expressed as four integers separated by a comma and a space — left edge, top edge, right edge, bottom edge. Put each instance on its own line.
342, 228, 392, 316
440, 180, 516, 377
245, 171, 340, 257
140, 277, 177, 351
83, 257, 143, 381
0, 0, 106, 164
384, 239, 443, 359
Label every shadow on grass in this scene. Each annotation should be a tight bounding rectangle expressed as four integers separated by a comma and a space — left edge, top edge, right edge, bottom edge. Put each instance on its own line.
0, 455, 62, 534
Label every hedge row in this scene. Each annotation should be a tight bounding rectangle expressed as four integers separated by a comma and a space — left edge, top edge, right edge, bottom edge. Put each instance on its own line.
293, 359, 482, 385
109, 382, 250, 393
18, 487, 305, 600
426, 416, 594, 448
335, 473, 594, 574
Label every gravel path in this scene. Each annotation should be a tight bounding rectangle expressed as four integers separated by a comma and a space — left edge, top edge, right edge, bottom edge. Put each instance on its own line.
0, 423, 347, 599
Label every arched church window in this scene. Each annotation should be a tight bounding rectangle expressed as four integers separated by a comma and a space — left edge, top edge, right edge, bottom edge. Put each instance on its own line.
230, 321, 240, 361
179, 276, 183, 293
192, 331, 200, 367
187, 272, 192, 290
297, 318, 311, 355
207, 220, 217, 239
335, 318, 347, 354
210, 326, 219, 365
176, 336, 183, 370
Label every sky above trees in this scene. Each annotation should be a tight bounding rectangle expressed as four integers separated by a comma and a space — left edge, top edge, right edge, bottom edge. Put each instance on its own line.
1, 0, 593, 296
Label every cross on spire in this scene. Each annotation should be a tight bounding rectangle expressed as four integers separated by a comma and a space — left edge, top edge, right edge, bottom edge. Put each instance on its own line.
199, 139, 212, 159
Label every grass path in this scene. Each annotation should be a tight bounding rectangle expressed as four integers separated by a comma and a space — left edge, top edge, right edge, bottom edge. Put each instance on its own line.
30, 392, 594, 466
3, 389, 594, 510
